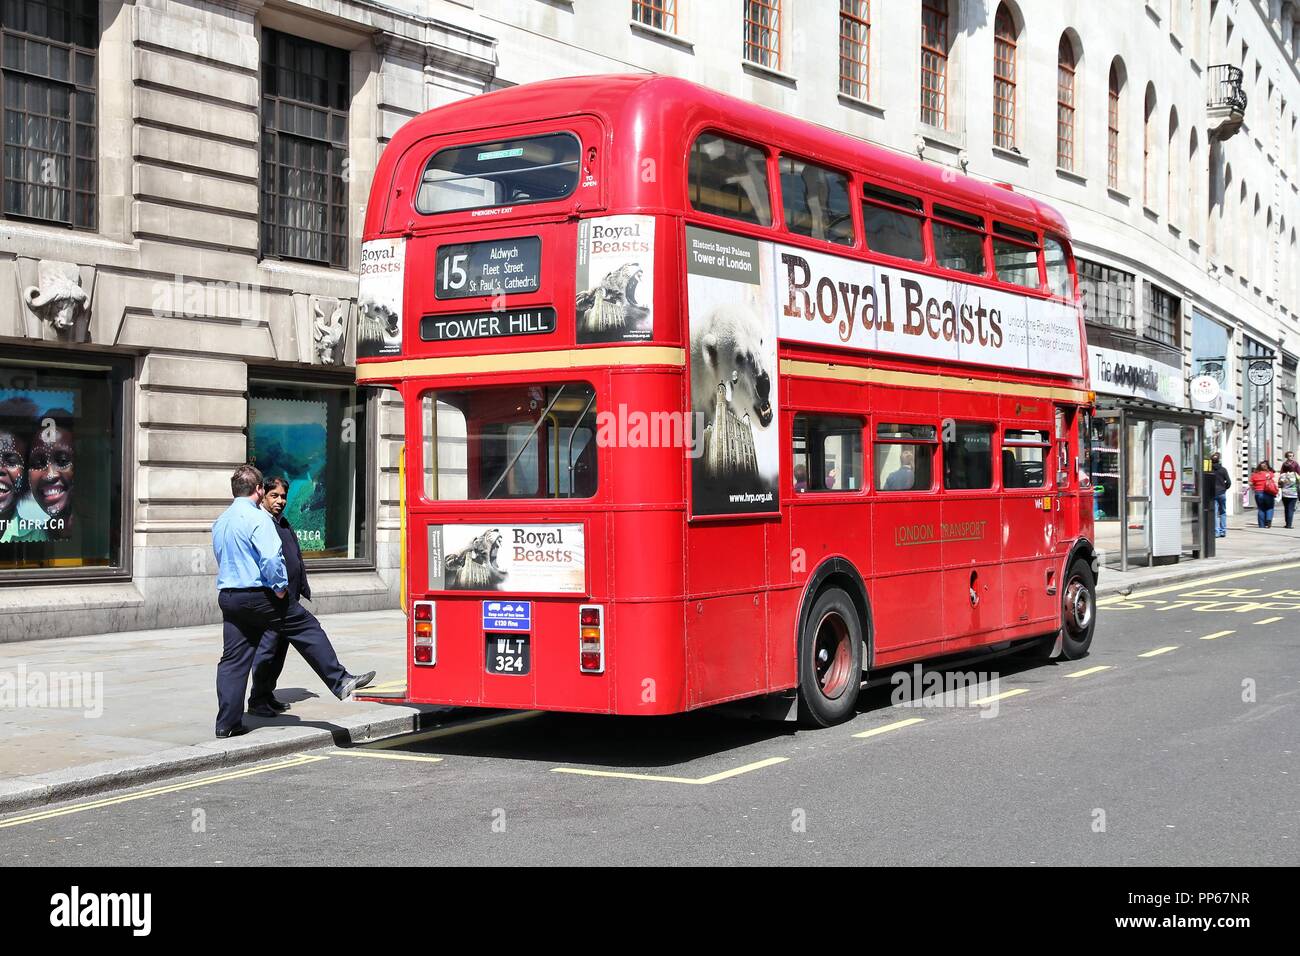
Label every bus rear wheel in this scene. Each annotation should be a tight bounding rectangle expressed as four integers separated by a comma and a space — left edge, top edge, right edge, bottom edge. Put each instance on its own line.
797, 588, 863, 727
1059, 559, 1096, 660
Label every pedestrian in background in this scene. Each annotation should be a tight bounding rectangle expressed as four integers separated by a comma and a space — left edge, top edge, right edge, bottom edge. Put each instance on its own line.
1250, 460, 1278, 528
1209, 452, 1232, 538
1279, 461, 1299, 529
246, 476, 374, 717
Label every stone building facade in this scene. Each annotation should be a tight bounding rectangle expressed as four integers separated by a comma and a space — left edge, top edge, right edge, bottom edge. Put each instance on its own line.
3, 0, 1299, 638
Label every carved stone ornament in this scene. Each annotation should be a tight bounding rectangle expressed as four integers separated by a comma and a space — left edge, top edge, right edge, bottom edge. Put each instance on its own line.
23, 259, 90, 334
312, 297, 348, 365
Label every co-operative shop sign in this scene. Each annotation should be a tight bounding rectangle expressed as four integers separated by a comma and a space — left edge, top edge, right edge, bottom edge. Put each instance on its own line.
1089, 344, 1183, 406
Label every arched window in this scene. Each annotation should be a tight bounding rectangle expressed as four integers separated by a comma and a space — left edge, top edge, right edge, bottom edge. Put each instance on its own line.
993, 4, 1018, 148
1188, 126, 1200, 243
1108, 60, 1124, 189
1057, 34, 1077, 170
921, 1, 950, 128
1143, 84, 1157, 209
1167, 108, 1179, 225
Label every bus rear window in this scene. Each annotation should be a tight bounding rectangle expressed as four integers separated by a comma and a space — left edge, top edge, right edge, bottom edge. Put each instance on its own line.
416, 132, 581, 215
422, 384, 597, 500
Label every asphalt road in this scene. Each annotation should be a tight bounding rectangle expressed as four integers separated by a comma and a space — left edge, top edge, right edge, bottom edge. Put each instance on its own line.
3, 563, 1298, 866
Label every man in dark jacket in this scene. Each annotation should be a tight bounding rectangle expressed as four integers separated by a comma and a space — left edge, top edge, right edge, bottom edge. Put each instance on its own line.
1210, 452, 1232, 538
247, 476, 374, 717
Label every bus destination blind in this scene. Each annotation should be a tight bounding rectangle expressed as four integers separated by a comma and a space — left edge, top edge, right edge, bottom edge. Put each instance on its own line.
420, 307, 556, 342
435, 236, 542, 299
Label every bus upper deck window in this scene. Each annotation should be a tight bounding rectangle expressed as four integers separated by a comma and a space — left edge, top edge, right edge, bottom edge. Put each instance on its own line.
416, 132, 581, 215
689, 133, 772, 226
1044, 236, 1073, 299
862, 184, 926, 262
992, 222, 1041, 289
933, 205, 986, 275
780, 157, 854, 246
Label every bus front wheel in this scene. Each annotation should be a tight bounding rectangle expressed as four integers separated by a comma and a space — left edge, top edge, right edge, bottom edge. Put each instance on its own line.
1059, 559, 1096, 659
797, 588, 863, 727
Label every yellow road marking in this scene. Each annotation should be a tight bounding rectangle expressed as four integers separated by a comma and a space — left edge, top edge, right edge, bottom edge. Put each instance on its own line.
1138, 646, 1179, 658
968, 688, 1030, 706
0, 755, 326, 829
853, 717, 927, 738
1200, 630, 1235, 641
328, 749, 442, 763
1066, 665, 1112, 678
551, 756, 787, 786
1098, 561, 1300, 606
366, 710, 543, 749
1254, 616, 1283, 625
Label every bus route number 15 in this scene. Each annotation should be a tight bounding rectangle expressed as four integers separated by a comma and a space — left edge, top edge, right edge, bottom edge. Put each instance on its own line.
441, 254, 469, 294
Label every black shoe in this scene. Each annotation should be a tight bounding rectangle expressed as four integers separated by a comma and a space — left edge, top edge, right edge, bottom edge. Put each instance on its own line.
215, 724, 250, 739
247, 702, 290, 718
248, 697, 290, 714
338, 671, 376, 699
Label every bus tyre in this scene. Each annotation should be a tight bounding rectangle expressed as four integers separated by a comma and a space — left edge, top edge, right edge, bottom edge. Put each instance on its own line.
1059, 559, 1096, 660
797, 588, 863, 727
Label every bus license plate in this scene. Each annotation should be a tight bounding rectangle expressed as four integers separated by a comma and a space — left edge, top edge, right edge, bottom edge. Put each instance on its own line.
486, 634, 530, 675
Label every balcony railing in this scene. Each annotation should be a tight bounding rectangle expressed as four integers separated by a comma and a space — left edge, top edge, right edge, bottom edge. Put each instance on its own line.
1207, 64, 1247, 113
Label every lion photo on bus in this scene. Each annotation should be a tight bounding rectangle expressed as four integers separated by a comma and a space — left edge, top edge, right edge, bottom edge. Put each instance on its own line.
575, 261, 650, 342
443, 528, 508, 590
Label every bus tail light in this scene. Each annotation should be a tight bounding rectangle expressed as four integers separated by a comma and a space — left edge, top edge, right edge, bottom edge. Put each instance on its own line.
413, 601, 436, 665
579, 605, 604, 673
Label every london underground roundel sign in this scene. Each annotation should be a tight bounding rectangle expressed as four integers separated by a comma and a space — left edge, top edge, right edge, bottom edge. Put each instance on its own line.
1160, 454, 1176, 496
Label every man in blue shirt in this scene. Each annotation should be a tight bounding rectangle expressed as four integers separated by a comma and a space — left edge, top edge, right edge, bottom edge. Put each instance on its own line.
212, 464, 374, 737
246, 475, 373, 717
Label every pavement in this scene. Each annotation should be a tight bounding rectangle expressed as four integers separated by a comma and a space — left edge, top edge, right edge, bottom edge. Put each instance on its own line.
0, 515, 1295, 816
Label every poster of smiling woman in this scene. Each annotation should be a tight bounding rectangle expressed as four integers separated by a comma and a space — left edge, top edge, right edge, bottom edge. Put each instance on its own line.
0, 389, 77, 546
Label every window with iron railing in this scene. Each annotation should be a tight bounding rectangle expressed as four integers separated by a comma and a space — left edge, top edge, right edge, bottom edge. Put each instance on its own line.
632, 0, 677, 34
0, 0, 98, 230
261, 29, 350, 268
1078, 258, 1136, 332
1143, 281, 1180, 349
744, 0, 781, 69
920, 0, 948, 128
839, 0, 869, 101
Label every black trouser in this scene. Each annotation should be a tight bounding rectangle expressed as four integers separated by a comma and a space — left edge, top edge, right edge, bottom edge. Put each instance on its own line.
1285, 496, 1298, 528
217, 589, 348, 732
247, 601, 347, 709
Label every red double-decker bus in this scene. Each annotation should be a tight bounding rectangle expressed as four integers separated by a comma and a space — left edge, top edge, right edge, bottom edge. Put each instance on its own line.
355, 74, 1096, 726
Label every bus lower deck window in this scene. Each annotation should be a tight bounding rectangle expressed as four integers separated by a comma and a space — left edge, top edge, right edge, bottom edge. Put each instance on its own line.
792, 414, 864, 493
1003, 429, 1050, 488
421, 384, 597, 500
874, 423, 936, 492
416, 132, 581, 215
944, 422, 994, 489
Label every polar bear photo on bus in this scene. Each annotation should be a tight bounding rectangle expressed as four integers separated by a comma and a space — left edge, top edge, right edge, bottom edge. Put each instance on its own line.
688, 296, 779, 499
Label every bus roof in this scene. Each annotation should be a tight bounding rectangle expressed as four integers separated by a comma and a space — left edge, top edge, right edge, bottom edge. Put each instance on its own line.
366, 73, 1072, 240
